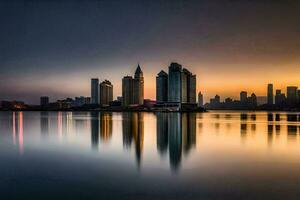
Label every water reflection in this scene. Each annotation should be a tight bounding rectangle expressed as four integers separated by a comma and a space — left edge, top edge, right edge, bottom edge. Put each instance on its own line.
3, 111, 300, 199
91, 112, 99, 149
157, 113, 196, 171
40, 112, 49, 136
11, 112, 23, 154
100, 113, 112, 142
122, 113, 144, 166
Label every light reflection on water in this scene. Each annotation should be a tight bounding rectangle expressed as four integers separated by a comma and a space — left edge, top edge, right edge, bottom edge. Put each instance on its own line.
1, 111, 300, 199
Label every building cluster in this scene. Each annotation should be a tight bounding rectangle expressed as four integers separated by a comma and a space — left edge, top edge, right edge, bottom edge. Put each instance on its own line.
205, 83, 300, 110
156, 62, 197, 107
91, 79, 113, 106
267, 84, 300, 108
205, 91, 257, 109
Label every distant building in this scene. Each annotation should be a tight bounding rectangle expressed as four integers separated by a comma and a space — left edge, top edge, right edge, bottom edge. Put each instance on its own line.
99, 80, 113, 106
275, 90, 286, 106
122, 65, 144, 106
256, 96, 267, 106
73, 96, 90, 106
198, 92, 203, 107
91, 78, 99, 104
248, 93, 257, 107
287, 86, 298, 106
267, 84, 273, 105
240, 91, 247, 103
40, 96, 49, 106
156, 70, 168, 103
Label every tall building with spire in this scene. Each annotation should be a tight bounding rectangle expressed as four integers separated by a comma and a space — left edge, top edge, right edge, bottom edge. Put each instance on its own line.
133, 64, 144, 105
122, 64, 144, 106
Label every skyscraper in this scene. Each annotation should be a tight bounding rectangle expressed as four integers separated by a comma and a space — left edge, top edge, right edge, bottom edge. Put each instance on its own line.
133, 64, 144, 105
198, 92, 203, 107
240, 91, 247, 103
188, 74, 196, 103
122, 76, 133, 106
275, 89, 286, 106
91, 78, 99, 104
287, 86, 298, 106
167, 63, 196, 105
168, 62, 182, 103
156, 70, 168, 103
267, 84, 273, 105
122, 65, 144, 106
99, 80, 113, 106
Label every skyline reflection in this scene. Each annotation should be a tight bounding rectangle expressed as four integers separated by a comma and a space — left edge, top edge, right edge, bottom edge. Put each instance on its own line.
3, 111, 300, 172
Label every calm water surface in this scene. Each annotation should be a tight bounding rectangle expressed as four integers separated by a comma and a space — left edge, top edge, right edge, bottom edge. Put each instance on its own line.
1, 111, 300, 199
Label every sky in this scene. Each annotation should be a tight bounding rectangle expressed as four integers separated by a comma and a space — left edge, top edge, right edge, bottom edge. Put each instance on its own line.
1, 0, 300, 104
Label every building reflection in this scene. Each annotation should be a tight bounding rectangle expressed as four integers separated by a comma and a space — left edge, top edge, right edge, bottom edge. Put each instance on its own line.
267, 113, 273, 121
122, 113, 144, 167
287, 114, 298, 122
11, 112, 24, 154
91, 112, 99, 149
156, 112, 168, 155
40, 112, 49, 136
100, 113, 112, 142
156, 113, 196, 172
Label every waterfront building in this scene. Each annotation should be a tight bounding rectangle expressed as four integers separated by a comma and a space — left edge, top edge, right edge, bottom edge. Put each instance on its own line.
166, 62, 197, 105
156, 70, 168, 103
91, 78, 99, 104
99, 80, 113, 106
40, 96, 49, 106
122, 65, 144, 106
122, 76, 133, 106
168, 63, 182, 103
275, 89, 286, 106
267, 84, 273, 105
133, 65, 144, 105
287, 86, 298, 106
198, 92, 203, 107
240, 91, 247, 103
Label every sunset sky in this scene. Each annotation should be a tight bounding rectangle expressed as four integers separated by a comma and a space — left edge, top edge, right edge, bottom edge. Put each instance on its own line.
1, 0, 300, 104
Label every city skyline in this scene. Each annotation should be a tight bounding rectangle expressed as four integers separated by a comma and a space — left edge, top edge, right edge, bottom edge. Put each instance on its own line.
1, 0, 300, 104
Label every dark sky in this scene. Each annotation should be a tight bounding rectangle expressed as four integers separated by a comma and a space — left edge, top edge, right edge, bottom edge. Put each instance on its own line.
1, 0, 300, 104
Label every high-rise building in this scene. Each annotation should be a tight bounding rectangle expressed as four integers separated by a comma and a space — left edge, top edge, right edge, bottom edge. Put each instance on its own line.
267, 84, 273, 105
240, 91, 247, 103
287, 86, 298, 106
198, 92, 203, 107
133, 65, 144, 105
122, 65, 144, 106
99, 80, 113, 106
40, 96, 49, 106
188, 74, 196, 103
248, 93, 257, 107
91, 78, 99, 104
168, 63, 182, 103
275, 89, 286, 106
156, 70, 168, 103
122, 76, 133, 106
167, 63, 196, 105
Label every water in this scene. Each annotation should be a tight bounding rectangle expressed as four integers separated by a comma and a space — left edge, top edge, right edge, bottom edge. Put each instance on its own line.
1, 111, 300, 199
